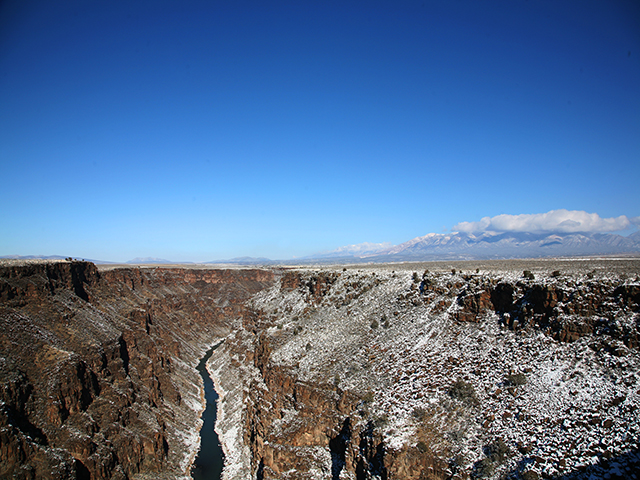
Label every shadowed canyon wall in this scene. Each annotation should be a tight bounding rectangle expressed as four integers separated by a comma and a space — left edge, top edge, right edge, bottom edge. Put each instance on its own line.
0, 262, 274, 479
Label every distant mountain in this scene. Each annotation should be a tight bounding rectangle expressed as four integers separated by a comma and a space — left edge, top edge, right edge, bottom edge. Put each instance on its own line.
303, 242, 393, 260
5, 230, 639, 267
205, 256, 274, 265
310, 231, 640, 262
1, 254, 67, 260
0, 255, 115, 264
125, 257, 189, 264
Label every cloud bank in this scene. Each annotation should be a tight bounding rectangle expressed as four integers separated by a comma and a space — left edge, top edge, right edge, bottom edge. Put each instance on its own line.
453, 210, 632, 234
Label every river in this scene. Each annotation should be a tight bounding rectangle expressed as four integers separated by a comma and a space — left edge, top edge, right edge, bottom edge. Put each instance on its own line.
192, 344, 225, 480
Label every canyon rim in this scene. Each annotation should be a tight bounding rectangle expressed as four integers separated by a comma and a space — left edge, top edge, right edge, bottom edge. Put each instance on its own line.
1, 258, 639, 479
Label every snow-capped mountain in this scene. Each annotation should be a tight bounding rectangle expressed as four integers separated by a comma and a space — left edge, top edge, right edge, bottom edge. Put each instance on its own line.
317, 231, 640, 262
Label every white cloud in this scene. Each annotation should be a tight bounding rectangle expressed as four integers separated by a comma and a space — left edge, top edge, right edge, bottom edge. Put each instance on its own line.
453, 210, 631, 234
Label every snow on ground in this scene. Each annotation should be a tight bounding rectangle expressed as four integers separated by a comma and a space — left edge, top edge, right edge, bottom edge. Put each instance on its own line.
209, 331, 266, 480
247, 265, 640, 479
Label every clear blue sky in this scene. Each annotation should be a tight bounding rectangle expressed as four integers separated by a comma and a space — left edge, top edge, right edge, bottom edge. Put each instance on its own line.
1, 0, 639, 261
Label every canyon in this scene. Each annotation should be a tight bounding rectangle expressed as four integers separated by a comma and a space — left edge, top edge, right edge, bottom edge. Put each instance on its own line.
1, 259, 639, 479
0, 262, 273, 479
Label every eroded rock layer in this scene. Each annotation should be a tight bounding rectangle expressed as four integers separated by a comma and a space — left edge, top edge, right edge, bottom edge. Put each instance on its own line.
0, 262, 274, 479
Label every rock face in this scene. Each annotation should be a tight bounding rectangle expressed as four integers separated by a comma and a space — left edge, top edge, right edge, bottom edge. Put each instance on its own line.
2, 260, 640, 480
0, 262, 274, 479
226, 263, 640, 479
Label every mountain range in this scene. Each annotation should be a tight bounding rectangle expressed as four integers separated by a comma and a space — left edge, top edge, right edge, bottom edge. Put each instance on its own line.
302, 231, 640, 263
3, 231, 639, 265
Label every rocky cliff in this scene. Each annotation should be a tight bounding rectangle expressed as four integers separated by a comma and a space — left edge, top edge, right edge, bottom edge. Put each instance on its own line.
0, 261, 274, 479
2, 260, 639, 480
217, 261, 639, 480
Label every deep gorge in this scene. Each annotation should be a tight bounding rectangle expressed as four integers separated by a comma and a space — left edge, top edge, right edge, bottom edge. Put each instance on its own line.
1, 260, 639, 479
0, 262, 275, 479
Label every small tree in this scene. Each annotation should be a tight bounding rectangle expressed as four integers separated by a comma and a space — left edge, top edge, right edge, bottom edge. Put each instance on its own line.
448, 379, 478, 405
474, 439, 509, 478
486, 438, 509, 463
504, 373, 527, 387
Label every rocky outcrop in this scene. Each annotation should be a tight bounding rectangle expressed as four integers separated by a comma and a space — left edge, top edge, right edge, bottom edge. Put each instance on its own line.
245, 336, 353, 477
281, 271, 339, 303
0, 262, 274, 479
439, 273, 640, 348
241, 265, 640, 480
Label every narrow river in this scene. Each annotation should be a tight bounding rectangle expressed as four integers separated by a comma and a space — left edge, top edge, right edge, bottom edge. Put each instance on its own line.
192, 344, 225, 480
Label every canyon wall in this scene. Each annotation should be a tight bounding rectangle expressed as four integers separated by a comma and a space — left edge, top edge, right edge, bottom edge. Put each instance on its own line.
2, 260, 639, 480
222, 264, 640, 480
0, 262, 274, 479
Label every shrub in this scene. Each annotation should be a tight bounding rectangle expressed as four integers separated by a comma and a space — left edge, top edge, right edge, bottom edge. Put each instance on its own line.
416, 441, 428, 453
447, 429, 465, 443
362, 391, 374, 403
374, 414, 388, 428
523, 270, 535, 280
474, 439, 509, 478
448, 379, 478, 405
521, 470, 539, 480
474, 457, 495, 478
451, 269, 456, 275
370, 319, 379, 329
412, 406, 428, 422
551, 270, 561, 277
449, 454, 466, 476
504, 373, 527, 387
486, 438, 509, 463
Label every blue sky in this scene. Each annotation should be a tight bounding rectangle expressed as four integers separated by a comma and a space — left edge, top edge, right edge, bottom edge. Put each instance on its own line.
1, 0, 639, 262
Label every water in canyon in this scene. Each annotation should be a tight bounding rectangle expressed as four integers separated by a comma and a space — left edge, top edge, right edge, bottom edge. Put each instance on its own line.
192, 344, 225, 480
